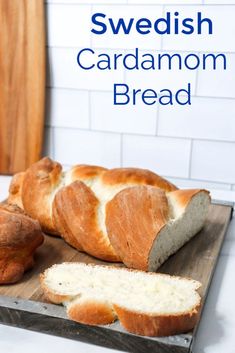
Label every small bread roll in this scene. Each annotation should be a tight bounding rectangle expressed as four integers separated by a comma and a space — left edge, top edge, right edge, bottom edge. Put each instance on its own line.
0, 203, 44, 284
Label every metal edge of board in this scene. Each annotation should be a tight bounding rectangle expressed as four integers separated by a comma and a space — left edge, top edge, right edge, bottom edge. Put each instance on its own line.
0, 296, 191, 353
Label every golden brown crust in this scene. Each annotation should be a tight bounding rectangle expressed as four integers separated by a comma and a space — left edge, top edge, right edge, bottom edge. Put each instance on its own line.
8, 172, 25, 209
101, 168, 177, 192
0, 204, 44, 284
69, 165, 107, 182
21, 157, 62, 235
67, 298, 116, 325
106, 186, 169, 270
52, 181, 120, 262
52, 183, 84, 252
0, 203, 42, 246
40, 274, 72, 304
168, 189, 211, 208
113, 303, 201, 336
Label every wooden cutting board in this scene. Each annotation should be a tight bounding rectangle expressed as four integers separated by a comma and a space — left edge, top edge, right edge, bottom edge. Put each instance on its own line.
0, 202, 233, 353
0, 0, 45, 174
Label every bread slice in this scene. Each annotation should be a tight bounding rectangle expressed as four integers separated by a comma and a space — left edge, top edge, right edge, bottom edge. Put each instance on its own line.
41, 262, 201, 337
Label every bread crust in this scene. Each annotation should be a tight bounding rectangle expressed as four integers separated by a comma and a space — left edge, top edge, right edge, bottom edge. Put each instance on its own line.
106, 186, 169, 270
0, 204, 43, 246
8, 172, 25, 209
21, 157, 62, 235
52, 182, 84, 252
41, 271, 117, 325
168, 189, 211, 208
68, 165, 107, 182
67, 298, 117, 325
40, 273, 72, 304
0, 204, 44, 284
114, 303, 201, 336
52, 181, 120, 262
101, 168, 177, 192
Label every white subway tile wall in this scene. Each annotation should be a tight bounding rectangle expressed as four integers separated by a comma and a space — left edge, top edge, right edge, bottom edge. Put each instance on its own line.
48, 47, 125, 90
54, 128, 121, 167
122, 135, 191, 177
45, 1, 235, 192
191, 140, 235, 183
197, 53, 235, 98
47, 4, 92, 47
47, 88, 90, 128
90, 91, 157, 134
158, 97, 235, 141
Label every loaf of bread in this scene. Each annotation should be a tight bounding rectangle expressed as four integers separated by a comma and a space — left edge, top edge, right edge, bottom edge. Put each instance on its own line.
8, 157, 210, 271
0, 203, 44, 284
41, 262, 201, 337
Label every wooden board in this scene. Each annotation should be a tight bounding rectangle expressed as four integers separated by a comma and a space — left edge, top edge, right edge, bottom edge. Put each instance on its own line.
0, 0, 45, 174
0, 203, 233, 353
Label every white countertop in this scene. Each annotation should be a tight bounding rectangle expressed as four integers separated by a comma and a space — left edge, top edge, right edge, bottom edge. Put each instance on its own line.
0, 176, 234, 353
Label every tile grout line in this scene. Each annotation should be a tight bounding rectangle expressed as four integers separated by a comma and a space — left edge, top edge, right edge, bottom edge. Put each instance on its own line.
166, 175, 233, 187
46, 45, 235, 56
52, 163, 233, 189
46, 2, 235, 7
46, 86, 235, 101
163, 173, 235, 186
45, 124, 235, 145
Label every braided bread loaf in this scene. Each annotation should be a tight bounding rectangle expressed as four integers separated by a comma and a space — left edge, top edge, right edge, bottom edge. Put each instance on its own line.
8, 157, 210, 271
